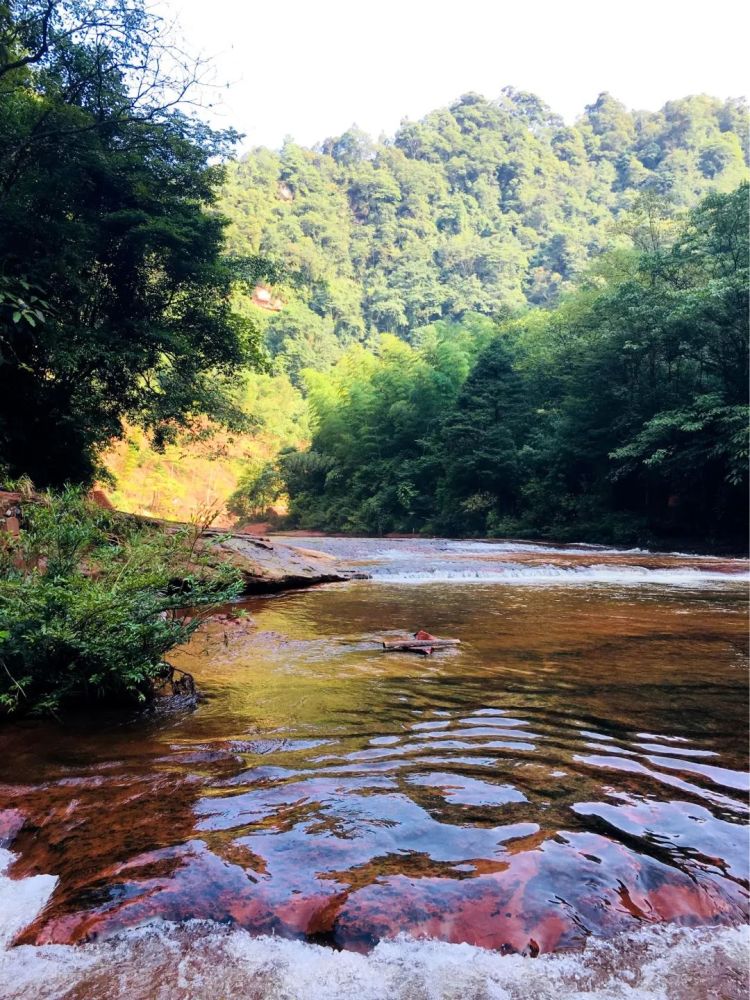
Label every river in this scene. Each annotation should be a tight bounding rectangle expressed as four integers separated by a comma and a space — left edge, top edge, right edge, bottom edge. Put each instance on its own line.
0, 537, 748, 998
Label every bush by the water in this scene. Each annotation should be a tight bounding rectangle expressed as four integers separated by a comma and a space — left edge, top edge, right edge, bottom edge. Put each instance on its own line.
0, 488, 243, 717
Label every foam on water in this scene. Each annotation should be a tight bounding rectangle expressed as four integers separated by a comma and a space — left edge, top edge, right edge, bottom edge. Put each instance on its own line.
0, 850, 747, 1000
277, 535, 748, 588
374, 542, 619, 557
421, 541, 662, 556
0, 849, 57, 950
369, 564, 750, 586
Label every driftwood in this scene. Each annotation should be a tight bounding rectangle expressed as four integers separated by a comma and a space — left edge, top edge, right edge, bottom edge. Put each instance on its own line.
382, 631, 460, 655
383, 638, 460, 650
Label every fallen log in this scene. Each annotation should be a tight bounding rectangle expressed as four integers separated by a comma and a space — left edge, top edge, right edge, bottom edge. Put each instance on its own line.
382, 638, 460, 651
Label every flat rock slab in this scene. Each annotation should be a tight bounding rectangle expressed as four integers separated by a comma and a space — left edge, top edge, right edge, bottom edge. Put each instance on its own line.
198, 532, 360, 593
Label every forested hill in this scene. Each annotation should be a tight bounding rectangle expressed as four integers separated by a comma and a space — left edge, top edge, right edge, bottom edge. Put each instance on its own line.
219, 90, 749, 380
253, 184, 749, 549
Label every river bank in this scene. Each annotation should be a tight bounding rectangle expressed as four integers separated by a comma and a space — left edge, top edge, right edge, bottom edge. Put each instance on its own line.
1, 490, 361, 596
0, 491, 364, 719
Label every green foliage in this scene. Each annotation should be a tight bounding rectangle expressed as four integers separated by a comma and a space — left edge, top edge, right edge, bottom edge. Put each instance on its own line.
0, 276, 48, 329
218, 90, 748, 377
2, 28, 747, 554
0, 0, 265, 487
227, 459, 284, 521
104, 369, 309, 524
275, 317, 496, 533
436, 337, 531, 533
610, 396, 748, 488
0, 487, 243, 717
277, 186, 749, 549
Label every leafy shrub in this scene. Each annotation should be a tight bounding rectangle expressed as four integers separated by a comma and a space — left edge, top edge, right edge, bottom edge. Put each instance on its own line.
227, 459, 284, 522
0, 488, 243, 717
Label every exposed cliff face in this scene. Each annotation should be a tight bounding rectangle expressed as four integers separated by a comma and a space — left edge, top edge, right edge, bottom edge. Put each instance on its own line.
197, 531, 360, 592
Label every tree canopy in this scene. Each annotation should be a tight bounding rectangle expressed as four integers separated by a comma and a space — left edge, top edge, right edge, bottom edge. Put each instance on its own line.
219, 89, 748, 383
258, 186, 748, 549
0, 0, 263, 486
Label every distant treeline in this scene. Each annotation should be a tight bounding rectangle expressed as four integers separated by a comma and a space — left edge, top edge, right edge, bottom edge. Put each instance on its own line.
221, 90, 749, 385
232, 186, 749, 550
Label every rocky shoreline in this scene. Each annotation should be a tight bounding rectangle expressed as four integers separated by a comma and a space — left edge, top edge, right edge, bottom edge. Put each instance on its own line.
197, 530, 367, 593
1, 490, 366, 595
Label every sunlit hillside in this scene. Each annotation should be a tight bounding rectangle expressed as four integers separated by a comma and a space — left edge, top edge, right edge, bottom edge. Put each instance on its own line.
103, 372, 308, 525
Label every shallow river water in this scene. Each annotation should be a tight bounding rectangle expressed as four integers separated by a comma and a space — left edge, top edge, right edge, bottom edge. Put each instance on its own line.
0, 537, 748, 998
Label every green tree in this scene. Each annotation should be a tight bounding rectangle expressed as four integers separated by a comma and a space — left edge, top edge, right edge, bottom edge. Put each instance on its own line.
436, 337, 530, 533
218, 88, 747, 353
277, 187, 748, 550
0, 0, 262, 486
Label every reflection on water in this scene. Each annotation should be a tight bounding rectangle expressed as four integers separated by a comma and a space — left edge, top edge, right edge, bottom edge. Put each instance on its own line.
0, 538, 747, 996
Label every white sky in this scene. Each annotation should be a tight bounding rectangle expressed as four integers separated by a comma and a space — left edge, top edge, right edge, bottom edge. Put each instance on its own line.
158, 0, 749, 151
